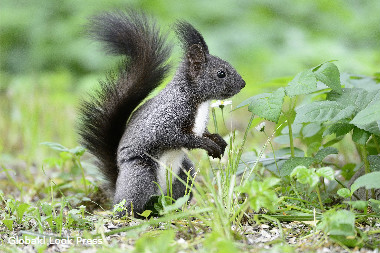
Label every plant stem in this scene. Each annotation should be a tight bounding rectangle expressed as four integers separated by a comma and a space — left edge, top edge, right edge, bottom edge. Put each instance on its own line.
315, 186, 325, 211
290, 179, 305, 208
334, 178, 361, 200
287, 118, 295, 157
1, 164, 23, 192
234, 113, 255, 170
279, 196, 317, 207
360, 145, 372, 200
265, 132, 280, 175
286, 99, 296, 158
212, 108, 218, 133
372, 134, 380, 153
360, 145, 370, 175
230, 199, 249, 223
76, 159, 88, 195
367, 229, 380, 235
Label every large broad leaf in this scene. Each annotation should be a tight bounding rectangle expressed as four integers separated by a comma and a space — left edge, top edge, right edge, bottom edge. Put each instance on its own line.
295, 101, 356, 123
341, 73, 380, 91
235, 96, 255, 110
357, 121, 380, 135
314, 147, 338, 162
313, 62, 342, 94
350, 100, 380, 135
280, 157, 316, 176
324, 210, 356, 237
327, 88, 379, 112
369, 199, 380, 213
351, 171, 380, 193
302, 123, 321, 138
248, 87, 285, 123
323, 122, 354, 137
351, 127, 371, 145
285, 70, 317, 97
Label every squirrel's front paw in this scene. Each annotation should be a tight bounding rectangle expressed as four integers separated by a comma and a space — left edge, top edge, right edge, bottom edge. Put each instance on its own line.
206, 133, 227, 157
206, 142, 223, 159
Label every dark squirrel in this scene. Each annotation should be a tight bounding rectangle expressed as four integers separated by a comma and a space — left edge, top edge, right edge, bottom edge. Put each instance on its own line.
78, 10, 245, 214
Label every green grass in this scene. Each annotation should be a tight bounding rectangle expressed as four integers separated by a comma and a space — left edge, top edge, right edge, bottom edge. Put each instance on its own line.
1, 64, 380, 252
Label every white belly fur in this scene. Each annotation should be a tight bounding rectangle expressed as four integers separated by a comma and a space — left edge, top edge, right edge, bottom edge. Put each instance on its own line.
157, 149, 185, 194
156, 101, 209, 194
193, 101, 210, 137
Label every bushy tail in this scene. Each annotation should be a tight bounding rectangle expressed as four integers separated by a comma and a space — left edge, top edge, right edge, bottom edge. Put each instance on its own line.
78, 11, 172, 192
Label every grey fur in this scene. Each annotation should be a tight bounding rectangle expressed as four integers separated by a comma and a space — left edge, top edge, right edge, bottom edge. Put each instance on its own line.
78, 10, 245, 215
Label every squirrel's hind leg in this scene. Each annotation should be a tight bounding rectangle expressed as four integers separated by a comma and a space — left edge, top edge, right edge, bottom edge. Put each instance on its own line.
113, 158, 159, 215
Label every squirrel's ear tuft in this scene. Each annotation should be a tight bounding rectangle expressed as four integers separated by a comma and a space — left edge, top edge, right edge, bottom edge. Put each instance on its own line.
187, 44, 206, 79
175, 21, 209, 55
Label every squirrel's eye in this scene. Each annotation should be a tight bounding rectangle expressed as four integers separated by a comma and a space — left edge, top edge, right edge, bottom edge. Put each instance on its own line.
217, 70, 226, 78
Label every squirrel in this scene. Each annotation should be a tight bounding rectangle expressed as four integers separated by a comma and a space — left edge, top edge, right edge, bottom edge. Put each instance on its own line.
78, 10, 245, 215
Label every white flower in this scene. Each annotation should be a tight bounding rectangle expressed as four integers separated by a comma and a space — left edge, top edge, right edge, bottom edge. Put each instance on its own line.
211, 100, 232, 109
255, 122, 266, 132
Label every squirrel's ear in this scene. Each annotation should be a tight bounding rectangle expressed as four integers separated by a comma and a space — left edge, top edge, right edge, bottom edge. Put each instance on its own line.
187, 44, 206, 79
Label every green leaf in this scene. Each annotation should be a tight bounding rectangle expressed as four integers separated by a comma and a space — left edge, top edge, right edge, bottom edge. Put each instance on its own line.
139, 210, 152, 218
134, 230, 176, 253
350, 100, 380, 134
41, 202, 52, 216
1, 219, 14, 230
323, 122, 354, 137
369, 199, 380, 213
280, 157, 316, 176
316, 167, 334, 180
321, 210, 356, 237
314, 147, 338, 162
351, 127, 370, 145
235, 96, 255, 109
344, 201, 368, 211
290, 166, 319, 188
306, 142, 322, 157
263, 177, 282, 188
321, 210, 359, 247
40, 142, 70, 152
357, 121, 380, 135
337, 188, 351, 198
302, 123, 321, 138
69, 146, 86, 156
351, 171, 380, 193
162, 195, 189, 214
236, 177, 280, 213
16, 203, 30, 222
327, 88, 379, 112
350, 100, 380, 125
368, 155, 380, 172
248, 87, 285, 123
313, 62, 342, 94
323, 135, 345, 147
342, 74, 380, 91
295, 101, 356, 123
204, 231, 239, 253
285, 70, 317, 97
341, 163, 356, 180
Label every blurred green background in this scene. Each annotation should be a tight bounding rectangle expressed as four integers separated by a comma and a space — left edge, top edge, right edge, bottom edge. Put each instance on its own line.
1, 0, 379, 163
